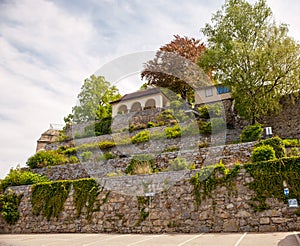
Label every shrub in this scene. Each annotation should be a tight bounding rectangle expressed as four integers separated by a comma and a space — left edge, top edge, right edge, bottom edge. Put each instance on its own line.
210, 118, 226, 133
165, 124, 181, 139
288, 147, 300, 157
81, 117, 112, 138
98, 141, 116, 149
168, 157, 192, 171
26, 150, 69, 169
240, 124, 263, 142
283, 139, 300, 147
0, 169, 49, 192
0, 190, 23, 224
125, 154, 154, 175
131, 130, 150, 144
170, 100, 184, 110
182, 123, 199, 136
251, 145, 276, 162
256, 136, 286, 159
198, 103, 222, 119
69, 155, 79, 163
156, 110, 175, 124
147, 121, 156, 128
199, 121, 212, 135
80, 151, 93, 162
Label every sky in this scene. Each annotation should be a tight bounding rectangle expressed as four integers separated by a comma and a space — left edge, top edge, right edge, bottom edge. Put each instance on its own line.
1, 0, 300, 179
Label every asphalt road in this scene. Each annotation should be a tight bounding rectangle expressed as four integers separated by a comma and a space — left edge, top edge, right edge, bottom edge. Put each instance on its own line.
0, 232, 299, 246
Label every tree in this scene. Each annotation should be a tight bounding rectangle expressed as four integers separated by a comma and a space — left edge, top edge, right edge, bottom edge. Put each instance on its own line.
141, 35, 207, 103
198, 0, 300, 124
72, 75, 120, 123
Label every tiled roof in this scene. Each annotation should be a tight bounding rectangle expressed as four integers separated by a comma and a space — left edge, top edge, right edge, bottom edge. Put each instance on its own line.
110, 88, 162, 104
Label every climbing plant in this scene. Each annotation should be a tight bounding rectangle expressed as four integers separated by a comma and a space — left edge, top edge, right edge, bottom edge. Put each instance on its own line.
0, 190, 23, 225
190, 162, 240, 208
244, 156, 300, 211
31, 180, 72, 220
73, 178, 110, 221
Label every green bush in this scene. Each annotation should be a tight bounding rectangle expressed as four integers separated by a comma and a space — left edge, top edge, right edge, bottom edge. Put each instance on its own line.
147, 121, 156, 128
78, 117, 112, 138
168, 157, 192, 171
181, 123, 199, 136
125, 154, 154, 175
199, 121, 212, 135
26, 150, 69, 169
240, 124, 263, 143
288, 147, 300, 157
0, 169, 49, 192
170, 100, 184, 110
251, 145, 276, 162
210, 118, 226, 133
98, 141, 116, 149
131, 130, 150, 144
80, 151, 93, 162
0, 190, 23, 224
256, 136, 286, 159
69, 155, 79, 163
165, 124, 181, 139
283, 139, 300, 147
198, 103, 222, 119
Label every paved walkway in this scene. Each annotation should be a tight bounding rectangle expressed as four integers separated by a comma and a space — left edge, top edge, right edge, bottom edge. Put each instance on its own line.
0, 232, 299, 246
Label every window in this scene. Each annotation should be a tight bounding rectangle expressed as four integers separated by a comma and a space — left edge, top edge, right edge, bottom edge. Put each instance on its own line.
205, 88, 213, 97
217, 86, 231, 95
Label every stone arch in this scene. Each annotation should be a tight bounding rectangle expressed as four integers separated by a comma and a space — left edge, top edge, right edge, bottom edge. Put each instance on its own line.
144, 98, 156, 109
130, 102, 142, 112
118, 104, 128, 114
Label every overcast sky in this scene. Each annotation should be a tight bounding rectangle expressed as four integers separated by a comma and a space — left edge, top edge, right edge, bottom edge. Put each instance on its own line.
1, 0, 300, 179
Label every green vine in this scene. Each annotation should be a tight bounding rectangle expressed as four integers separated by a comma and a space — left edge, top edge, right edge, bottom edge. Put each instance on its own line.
190, 162, 240, 208
73, 178, 110, 221
0, 190, 23, 225
31, 178, 109, 221
136, 196, 149, 223
31, 180, 72, 220
244, 156, 300, 211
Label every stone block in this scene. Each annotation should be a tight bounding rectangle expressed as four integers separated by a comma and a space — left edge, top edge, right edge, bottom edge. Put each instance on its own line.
259, 217, 270, 225
223, 219, 239, 232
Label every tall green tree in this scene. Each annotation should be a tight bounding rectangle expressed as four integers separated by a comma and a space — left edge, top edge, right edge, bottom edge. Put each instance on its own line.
198, 0, 300, 124
72, 75, 120, 123
141, 35, 207, 103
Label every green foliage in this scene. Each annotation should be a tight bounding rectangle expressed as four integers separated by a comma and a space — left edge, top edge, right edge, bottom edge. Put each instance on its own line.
31, 178, 108, 221
256, 136, 286, 159
181, 122, 199, 137
199, 0, 300, 123
125, 154, 154, 175
131, 130, 150, 144
283, 139, 300, 147
198, 121, 212, 135
136, 196, 150, 223
198, 103, 222, 119
79, 117, 112, 138
240, 124, 263, 143
26, 150, 69, 169
0, 190, 23, 225
251, 145, 276, 163
165, 124, 181, 139
147, 121, 156, 128
210, 118, 226, 133
156, 110, 175, 124
80, 151, 93, 162
162, 146, 179, 153
0, 169, 49, 192
245, 156, 300, 211
31, 180, 72, 220
72, 75, 120, 123
190, 162, 240, 208
73, 178, 110, 221
168, 157, 193, 171
288, 147, 300, 157
69, 155, 79, 163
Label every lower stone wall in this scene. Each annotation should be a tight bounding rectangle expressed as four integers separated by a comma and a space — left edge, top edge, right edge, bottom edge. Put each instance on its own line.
1, 168, 299, 234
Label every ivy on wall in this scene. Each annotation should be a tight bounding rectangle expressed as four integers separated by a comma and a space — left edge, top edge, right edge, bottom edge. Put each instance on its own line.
31, 178, 109, 221
0, 190, 23, 225
73, 178, 110, 221
244, 156, 300, 211
190, 162, 241, 208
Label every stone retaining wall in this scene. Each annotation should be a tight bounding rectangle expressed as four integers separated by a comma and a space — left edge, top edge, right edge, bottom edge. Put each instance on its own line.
1, 168, 299, 234
30, 142, 255, 181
